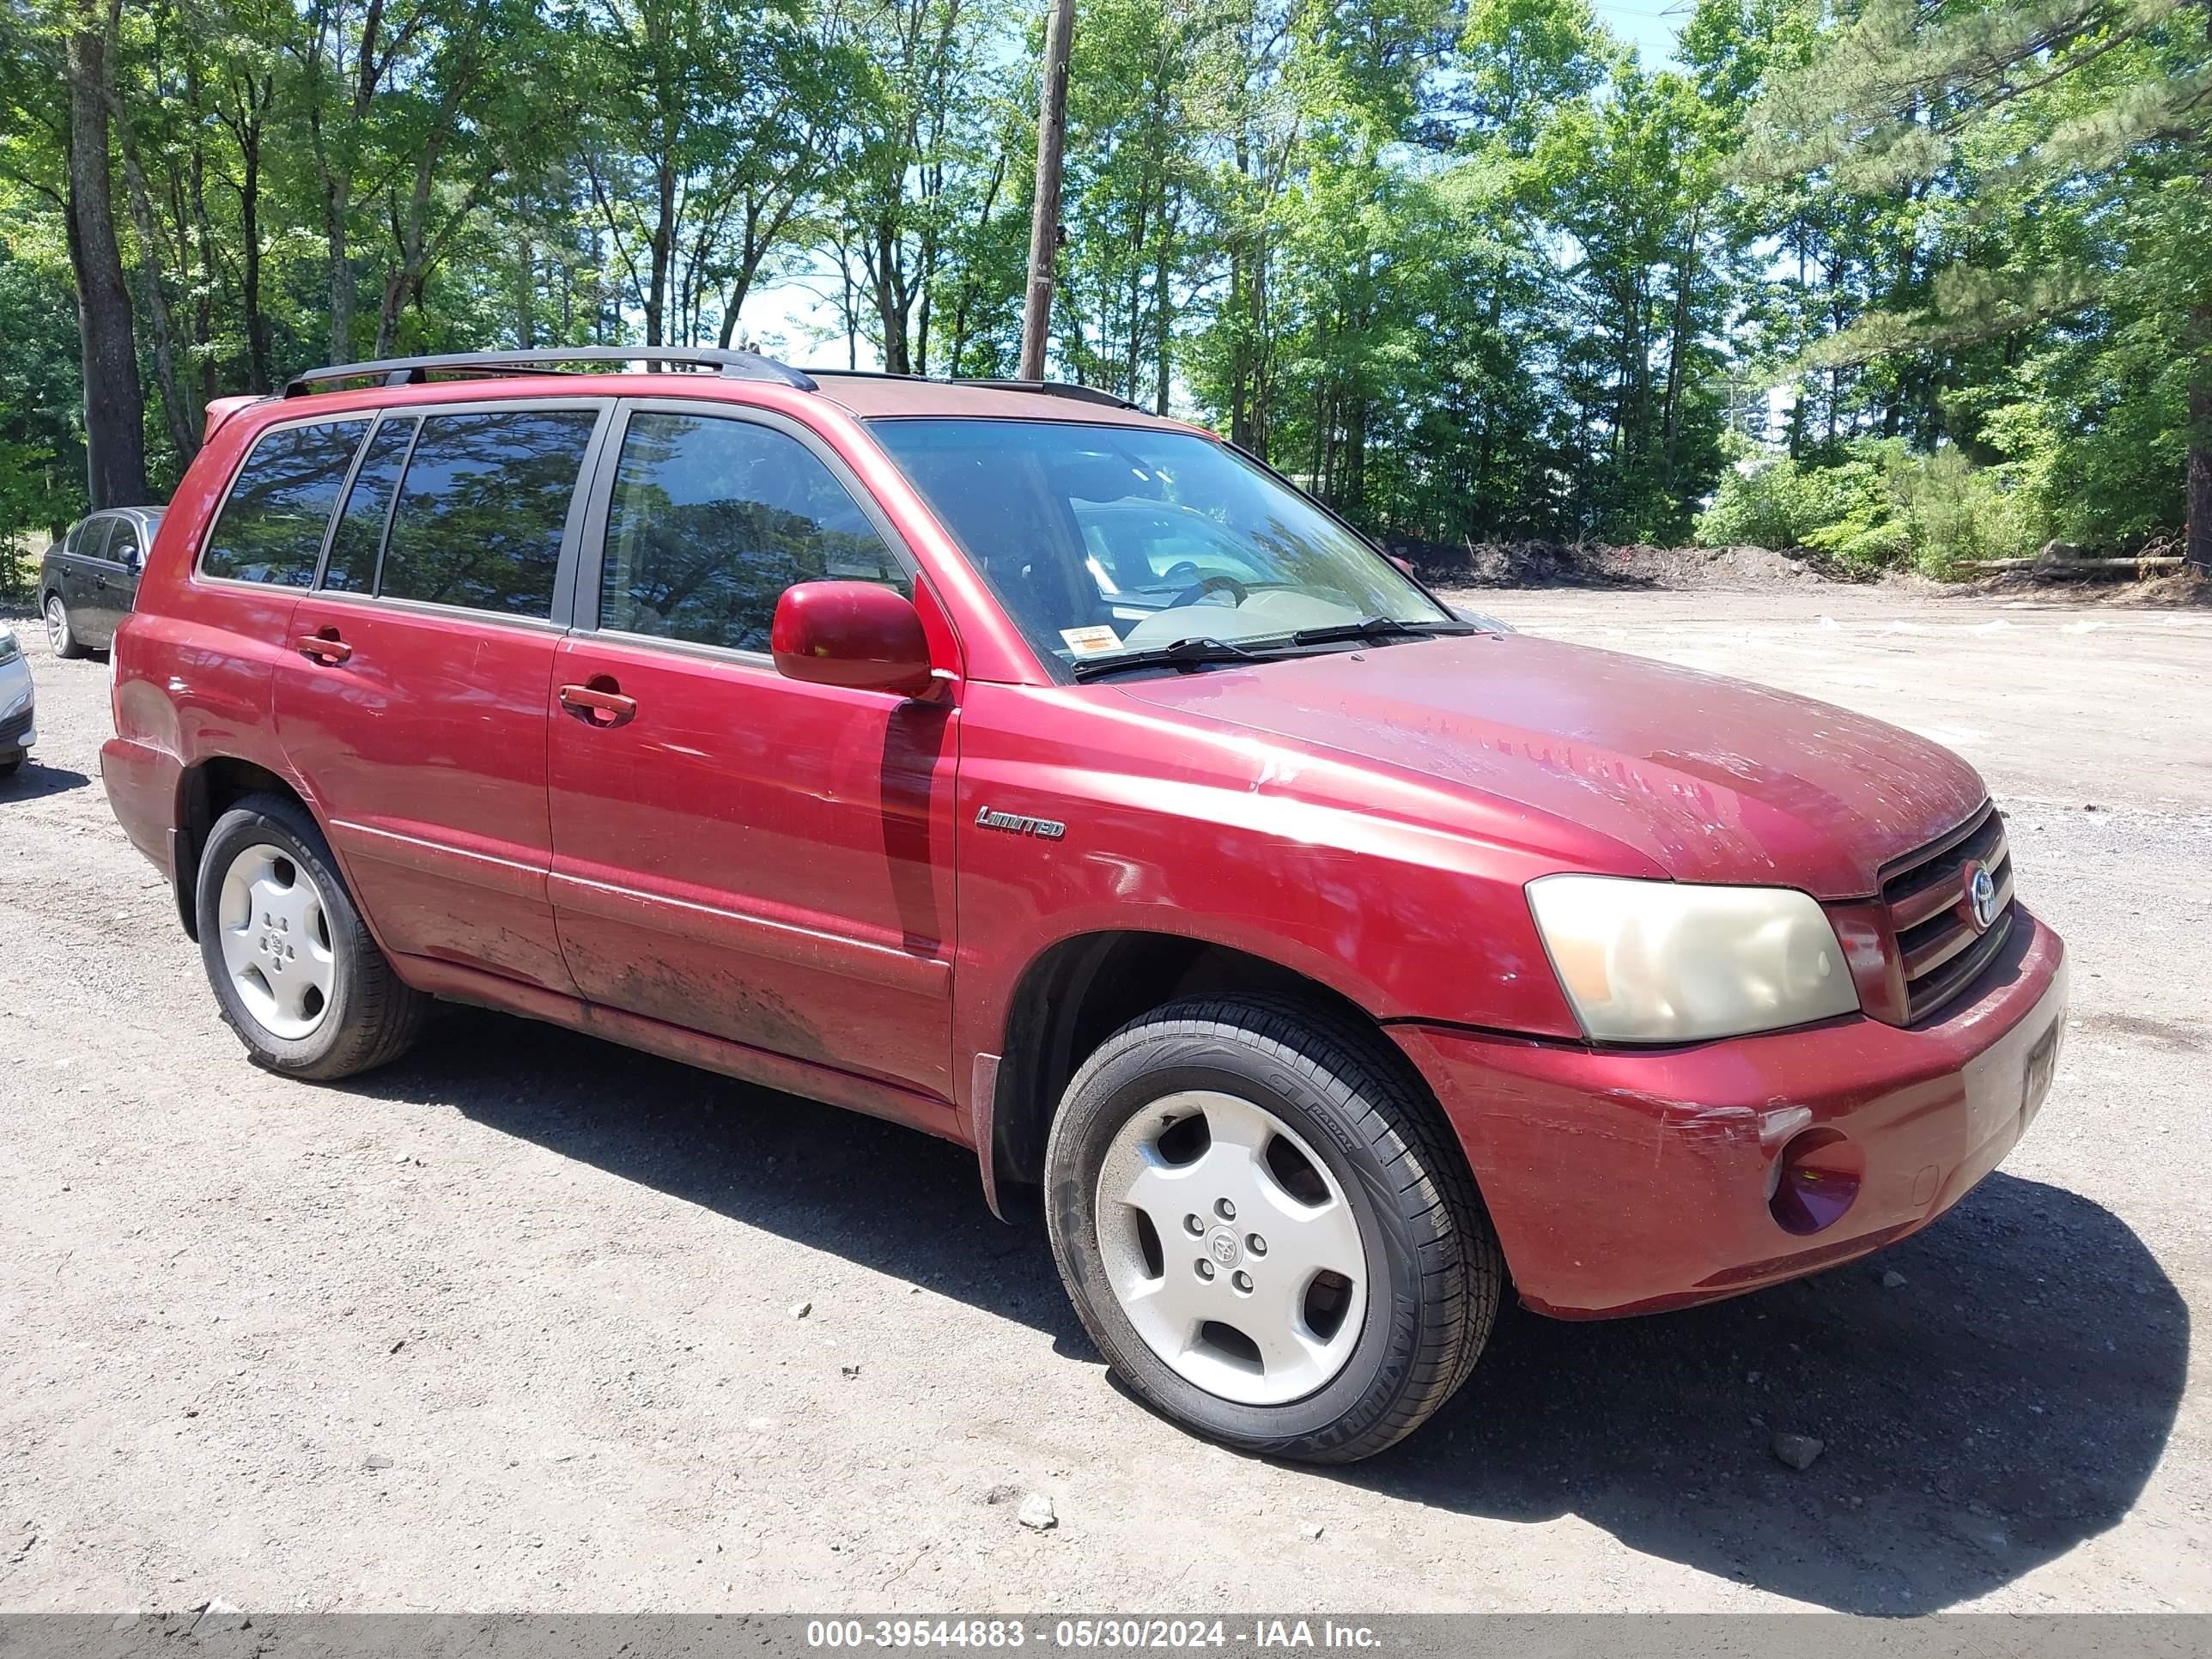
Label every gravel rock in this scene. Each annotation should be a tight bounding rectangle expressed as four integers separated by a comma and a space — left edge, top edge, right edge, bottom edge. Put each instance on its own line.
1017, 1493, 1057, 1531
1881, 1270, 1909, 1289
1771, 1433, 1826, 1471
788, 1301, 811, 1320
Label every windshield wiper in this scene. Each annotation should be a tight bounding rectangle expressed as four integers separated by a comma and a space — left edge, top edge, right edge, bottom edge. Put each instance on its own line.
1071, 636, 1264, 680
1285, 616, 1478, 647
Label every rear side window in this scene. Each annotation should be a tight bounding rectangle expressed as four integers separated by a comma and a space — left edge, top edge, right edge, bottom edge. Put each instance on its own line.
598, 412, 906, 653
379, 410, 599, 617
200, 420, 368, 587
320, 416, 416, 593
76, 518, 116, 562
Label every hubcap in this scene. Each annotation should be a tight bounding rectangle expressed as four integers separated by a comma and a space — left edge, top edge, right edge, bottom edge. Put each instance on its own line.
216, 844, 337, 1041
46, 598, 65, 649
1094, 1091, 1368, 1407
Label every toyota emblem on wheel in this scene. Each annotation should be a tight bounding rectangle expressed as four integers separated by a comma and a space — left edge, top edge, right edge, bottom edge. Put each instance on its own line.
1960, 860, 2000, 933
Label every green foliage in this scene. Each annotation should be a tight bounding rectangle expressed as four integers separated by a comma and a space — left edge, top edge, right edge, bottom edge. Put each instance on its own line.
0, 0, 2195, 563
1697, 438, 2042, 573
0, 239, 86, 548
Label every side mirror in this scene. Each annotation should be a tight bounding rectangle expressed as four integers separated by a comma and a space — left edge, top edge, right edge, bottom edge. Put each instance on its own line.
770, 581, 939, 698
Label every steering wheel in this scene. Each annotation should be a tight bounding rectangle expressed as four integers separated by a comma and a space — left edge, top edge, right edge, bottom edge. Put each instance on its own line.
1169, 572, 1250, 609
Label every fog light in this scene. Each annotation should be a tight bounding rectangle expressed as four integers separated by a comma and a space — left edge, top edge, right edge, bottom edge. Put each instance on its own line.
1768, 1127, 1863, 1237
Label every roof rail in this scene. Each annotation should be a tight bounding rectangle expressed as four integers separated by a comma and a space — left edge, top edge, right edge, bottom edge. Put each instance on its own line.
799, 367, 1142, 411
282, 347, 817, 398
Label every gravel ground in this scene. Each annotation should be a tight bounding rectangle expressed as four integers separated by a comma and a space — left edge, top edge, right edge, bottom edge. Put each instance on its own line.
1, 585, 2206, 1616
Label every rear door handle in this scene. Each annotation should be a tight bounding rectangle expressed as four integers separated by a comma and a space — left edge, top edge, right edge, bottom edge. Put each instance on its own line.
558, 681, 637, 727
295, 631, 352, 665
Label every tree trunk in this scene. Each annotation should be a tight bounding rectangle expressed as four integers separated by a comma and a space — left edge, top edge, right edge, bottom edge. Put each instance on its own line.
1659, 205, 1700, 511
324, 177, 356, 362
2187, 307, 2210, 571
109, 79, 198, 463
873, 214, 911, 374
225, 72, 273, 392
645, 155, 675, 347
515, 222, 537, 349
1152, 220, 1172, 416
65, 16, 149, 508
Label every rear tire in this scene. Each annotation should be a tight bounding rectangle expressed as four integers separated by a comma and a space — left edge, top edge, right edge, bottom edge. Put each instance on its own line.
1044, 994, 1502, 1463
45, 594, 87, 660
196, 793, 428, 1080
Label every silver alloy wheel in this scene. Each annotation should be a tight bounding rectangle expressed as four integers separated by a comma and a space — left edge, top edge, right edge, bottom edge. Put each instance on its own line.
45, 595, 67, 652
216, 843, 337, 1041
1094, 1090, 1369, 1407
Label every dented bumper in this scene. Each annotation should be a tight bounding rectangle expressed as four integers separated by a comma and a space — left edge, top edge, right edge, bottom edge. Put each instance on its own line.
1393, 906, 2068, 1319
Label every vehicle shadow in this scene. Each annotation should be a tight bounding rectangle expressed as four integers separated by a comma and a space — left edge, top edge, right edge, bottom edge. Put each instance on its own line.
374, 1007, 1091, 1340
374, 1006, 2184, 1615
1340, 1169, 2187, 1613
1, 760, 91, 799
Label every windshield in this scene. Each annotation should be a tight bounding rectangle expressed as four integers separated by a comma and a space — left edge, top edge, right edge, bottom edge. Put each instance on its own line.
867, 417, 1453, 673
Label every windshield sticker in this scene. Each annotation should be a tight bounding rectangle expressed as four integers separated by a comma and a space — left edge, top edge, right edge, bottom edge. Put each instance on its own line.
1060, 625, 1122, 657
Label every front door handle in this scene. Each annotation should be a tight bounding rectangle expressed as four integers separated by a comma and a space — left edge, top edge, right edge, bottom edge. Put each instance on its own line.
558, 680, 637, 727
295, 630, 352, 665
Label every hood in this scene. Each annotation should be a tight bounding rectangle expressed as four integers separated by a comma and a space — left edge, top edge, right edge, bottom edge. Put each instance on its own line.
1111, 632, 1987, 899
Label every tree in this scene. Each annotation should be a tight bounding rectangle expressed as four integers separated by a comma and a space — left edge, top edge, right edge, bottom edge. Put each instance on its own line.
2, 0, 151, 506
1745, 0, 2212, 565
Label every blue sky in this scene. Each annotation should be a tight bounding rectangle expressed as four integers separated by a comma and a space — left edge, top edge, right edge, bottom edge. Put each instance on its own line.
1592, 0, 1690, 64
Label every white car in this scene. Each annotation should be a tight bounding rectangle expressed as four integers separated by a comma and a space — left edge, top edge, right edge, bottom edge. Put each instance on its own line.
0, 624, 34, 777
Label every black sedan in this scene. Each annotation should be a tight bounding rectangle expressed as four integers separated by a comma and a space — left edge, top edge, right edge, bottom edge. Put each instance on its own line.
40, 506, 163, 658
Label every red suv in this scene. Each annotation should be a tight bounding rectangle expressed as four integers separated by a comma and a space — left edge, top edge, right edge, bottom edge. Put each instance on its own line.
103, 348, 2068, 1462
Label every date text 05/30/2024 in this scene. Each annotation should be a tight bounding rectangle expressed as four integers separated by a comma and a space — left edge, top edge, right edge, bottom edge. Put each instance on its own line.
805, 1620, 1380, 1650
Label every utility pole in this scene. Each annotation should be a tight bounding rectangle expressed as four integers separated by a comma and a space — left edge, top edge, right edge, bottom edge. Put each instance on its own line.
1018, 0, 1075, 382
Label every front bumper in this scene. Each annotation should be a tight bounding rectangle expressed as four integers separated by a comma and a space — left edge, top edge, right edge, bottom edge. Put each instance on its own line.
0, 665, 33, 761
1393, 906, 2068, 1318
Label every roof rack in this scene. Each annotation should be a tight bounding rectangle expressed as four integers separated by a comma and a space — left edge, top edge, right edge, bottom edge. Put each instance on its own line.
282, 346, 818, 398
800, 367, 1142, 411
281, 348, 1148, 414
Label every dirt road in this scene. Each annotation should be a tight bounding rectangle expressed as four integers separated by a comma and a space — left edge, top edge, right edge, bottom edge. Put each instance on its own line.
2, 586, 2205, 1615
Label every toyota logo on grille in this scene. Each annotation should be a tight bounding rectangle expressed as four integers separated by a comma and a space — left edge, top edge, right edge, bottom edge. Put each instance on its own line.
1959, 860, 2000, 933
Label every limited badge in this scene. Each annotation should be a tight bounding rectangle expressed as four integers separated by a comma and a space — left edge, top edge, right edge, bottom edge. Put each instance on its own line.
1060, 625, 1121, 657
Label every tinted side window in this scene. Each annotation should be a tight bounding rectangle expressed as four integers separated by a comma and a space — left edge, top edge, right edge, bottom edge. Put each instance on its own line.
380, 410, 598, 617
200, 420, 368, 587
599, 413, 906, 653
76, 518, 116, 562
321, 416, 416, 593
106, 517, 141, 567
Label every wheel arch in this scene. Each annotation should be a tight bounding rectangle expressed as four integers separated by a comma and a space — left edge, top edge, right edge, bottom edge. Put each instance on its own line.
172, 757, 313, 940
988, 929, 1447, 1208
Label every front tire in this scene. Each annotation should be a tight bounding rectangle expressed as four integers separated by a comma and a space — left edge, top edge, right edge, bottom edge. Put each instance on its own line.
46, 594, 87, 659
1044, 995, 1502, 1463
196, 793, 428, 1080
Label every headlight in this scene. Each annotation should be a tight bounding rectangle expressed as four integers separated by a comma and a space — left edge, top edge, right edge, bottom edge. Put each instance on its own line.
0, 628, 18, 665
1527, 875, 1858, 1043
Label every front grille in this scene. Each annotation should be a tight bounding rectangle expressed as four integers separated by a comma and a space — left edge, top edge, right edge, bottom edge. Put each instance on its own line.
0, 705, 29, 746
1881, 800, 2014, 1024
